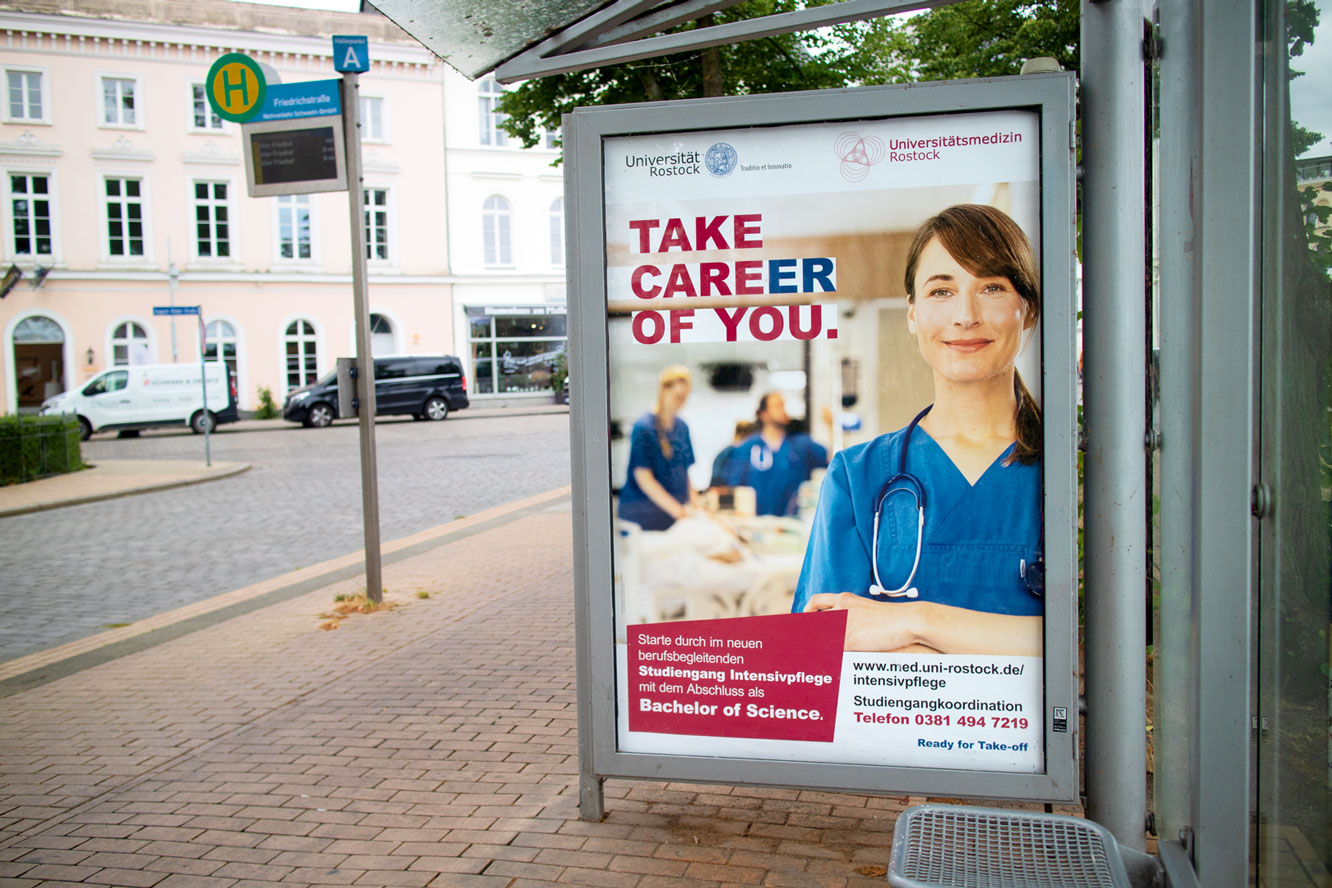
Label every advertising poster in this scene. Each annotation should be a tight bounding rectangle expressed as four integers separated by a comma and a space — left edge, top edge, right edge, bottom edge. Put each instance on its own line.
603, 108, 1049, 774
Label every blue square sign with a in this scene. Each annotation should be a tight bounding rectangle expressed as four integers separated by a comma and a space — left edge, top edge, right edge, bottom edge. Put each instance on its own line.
333, 35, 370, 73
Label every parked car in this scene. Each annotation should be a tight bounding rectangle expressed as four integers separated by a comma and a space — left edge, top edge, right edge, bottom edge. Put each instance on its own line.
283, 355, 469, 427
40, 361, 239, 440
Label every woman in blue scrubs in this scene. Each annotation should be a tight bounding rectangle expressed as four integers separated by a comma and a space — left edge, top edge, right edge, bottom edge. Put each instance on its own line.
618, 365, 702, 531
793, 204, 1043, 655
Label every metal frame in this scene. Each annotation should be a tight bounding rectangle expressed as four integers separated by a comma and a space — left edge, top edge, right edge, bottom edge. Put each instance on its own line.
566, 73, 1078, 815
1081, 0, 1148, 850
495, 0, 951, 83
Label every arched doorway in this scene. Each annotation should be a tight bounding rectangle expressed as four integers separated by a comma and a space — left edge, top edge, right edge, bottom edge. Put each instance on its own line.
12, 314, 65, 411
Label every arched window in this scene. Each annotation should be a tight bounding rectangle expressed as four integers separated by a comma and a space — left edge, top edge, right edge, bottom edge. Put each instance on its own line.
482, 195, 511, 266
204, 319, 238, 380
111, 321, 149, 365
549, 197, 564, 267
284, 319, 319, 391
370, 313, 394, 356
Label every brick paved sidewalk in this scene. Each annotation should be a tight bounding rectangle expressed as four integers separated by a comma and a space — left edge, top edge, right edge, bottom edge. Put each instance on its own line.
0, 492, 935, 888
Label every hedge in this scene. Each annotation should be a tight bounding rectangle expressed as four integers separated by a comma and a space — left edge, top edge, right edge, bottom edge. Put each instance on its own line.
0, 414, 84, 485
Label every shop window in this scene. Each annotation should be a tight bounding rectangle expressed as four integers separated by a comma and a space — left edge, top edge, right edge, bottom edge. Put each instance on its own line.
466, 308, 567, 396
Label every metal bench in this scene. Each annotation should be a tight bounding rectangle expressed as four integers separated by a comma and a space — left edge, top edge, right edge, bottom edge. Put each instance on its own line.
888, 804, 1155, 888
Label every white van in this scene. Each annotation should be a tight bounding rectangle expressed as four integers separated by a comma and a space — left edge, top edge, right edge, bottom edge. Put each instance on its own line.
41, 361, 239, 440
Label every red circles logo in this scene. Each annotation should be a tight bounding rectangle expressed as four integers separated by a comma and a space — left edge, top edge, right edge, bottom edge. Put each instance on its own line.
834, 132, 885, 182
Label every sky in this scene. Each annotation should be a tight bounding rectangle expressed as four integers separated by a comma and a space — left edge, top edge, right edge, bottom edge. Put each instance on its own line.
1290, 1, 1332, 158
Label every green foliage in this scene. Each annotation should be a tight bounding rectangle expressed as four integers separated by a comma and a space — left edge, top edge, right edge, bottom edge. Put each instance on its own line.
1300, 182, 1332, 278
0, 414, 84, 485
255, 386, 280, 420
549, 350, 569, 398
899, 0, 1080, 82
497, 0, 1081, 157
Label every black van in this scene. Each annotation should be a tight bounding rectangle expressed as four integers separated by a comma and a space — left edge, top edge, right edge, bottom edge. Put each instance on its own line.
282, 356, 469, 427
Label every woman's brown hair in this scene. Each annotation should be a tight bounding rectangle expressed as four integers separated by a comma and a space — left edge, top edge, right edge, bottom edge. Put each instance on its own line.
903, 204, 1042, 464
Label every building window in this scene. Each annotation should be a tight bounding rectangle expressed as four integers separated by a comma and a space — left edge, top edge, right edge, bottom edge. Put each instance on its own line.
277, 195, 311, 260
190, 84, 224, 131
544, 127, 560, 150
204, 319, 238, 380
549, 197, 564, 267
364, 188, 389, 261
9, 173, 52, 257
369, 313, 395, 355
105, 177, 144, 257
101, 76, 137, 127
194, 181, 229, 258
360, 95, 385, 141
284, 319, 319, 391
478, 78, 507, 147
482, 195, 511, 266
6, 69, 45, 122
467, 309, 567, 396
111, 321, 150, 365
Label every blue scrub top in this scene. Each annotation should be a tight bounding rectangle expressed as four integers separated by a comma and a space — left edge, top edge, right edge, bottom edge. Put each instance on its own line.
723, 433, 829, 517
792, 425, 1042, 616
618, 412, 695, 531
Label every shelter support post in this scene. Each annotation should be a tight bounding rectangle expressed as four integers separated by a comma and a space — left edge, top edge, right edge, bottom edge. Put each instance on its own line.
342, 71, 384, 605
1081, 0, 1148, 850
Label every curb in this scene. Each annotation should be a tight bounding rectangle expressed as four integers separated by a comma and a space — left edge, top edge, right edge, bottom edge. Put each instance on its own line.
0, 462, 252, 519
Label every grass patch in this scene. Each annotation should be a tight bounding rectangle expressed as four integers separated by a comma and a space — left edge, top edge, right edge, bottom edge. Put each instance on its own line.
318, 593, 400, 630
417, 590, 431, 599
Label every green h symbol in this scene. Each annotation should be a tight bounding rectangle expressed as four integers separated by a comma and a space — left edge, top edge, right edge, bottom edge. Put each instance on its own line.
222, 67, 250, 109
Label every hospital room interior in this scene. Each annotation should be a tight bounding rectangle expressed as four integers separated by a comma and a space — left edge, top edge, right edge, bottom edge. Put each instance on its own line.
606, 182, 1042, 640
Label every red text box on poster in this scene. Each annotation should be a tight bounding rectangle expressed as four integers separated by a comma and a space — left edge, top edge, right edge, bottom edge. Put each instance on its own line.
627, 611, 846, 742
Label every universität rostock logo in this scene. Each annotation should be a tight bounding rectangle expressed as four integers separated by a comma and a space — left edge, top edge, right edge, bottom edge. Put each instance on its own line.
705, 142, 739, 177
834, 132, 885, 182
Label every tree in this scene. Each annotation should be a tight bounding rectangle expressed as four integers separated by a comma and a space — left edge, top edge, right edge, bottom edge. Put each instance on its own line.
497, 0, 1080, 153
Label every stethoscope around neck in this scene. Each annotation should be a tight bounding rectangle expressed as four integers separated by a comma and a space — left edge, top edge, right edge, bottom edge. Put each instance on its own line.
868, 406, 931, 600
866, 405, 1045, 602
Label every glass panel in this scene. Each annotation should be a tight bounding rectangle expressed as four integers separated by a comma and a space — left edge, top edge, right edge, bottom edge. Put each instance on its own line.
472, 353, 494, 395
1256, 0, 1332, 883
470, 316, 492, 339
494, 339, 564, 393
13, 316, 62, 343
494, 314, 567, 338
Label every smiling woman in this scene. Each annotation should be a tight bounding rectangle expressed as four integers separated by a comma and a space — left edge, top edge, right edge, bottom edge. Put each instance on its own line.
792, 204, 1044, 656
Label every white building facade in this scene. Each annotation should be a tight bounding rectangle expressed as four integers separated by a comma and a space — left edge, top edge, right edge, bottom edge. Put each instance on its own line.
0, 0, 566, 415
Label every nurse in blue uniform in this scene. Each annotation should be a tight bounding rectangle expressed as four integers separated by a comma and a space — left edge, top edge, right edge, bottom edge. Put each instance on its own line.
618, 365, 702, 531
724, 392, 829, 516
793, 204, 1044, 656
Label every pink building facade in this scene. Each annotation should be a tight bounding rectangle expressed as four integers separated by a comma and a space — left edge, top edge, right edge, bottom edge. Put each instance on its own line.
0, 1, 567, 415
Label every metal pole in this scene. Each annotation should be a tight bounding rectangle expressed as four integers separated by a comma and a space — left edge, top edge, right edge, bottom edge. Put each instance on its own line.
167, 240, 179, 363
1082, 0, 1147, 850
342, 70, 384, 604
199, 309, 211, 468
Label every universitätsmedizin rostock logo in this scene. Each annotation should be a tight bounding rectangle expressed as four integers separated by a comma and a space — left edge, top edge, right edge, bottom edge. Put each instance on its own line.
705, 142, 738, 177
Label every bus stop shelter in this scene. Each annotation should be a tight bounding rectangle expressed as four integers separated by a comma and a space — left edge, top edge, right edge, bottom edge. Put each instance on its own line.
368, 2, 1327, 886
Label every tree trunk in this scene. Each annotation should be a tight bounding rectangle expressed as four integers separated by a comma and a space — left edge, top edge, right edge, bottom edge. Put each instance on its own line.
699, 13, 724, 97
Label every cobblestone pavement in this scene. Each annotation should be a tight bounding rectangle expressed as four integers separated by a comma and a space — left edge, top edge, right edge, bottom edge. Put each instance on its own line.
0, 505, 922, 888
0, 414, 572, 662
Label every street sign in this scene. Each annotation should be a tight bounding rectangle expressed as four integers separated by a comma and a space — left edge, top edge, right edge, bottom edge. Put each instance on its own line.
332, 35, 370, 73
205, 53, 267, 123
153, 305, 199, 316
254, 79, 342, 123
